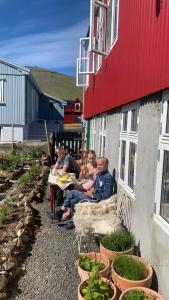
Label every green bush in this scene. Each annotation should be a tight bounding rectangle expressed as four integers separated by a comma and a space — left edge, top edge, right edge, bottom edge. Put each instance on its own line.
123, 290, 153, 300
27, 146, 43, 159
101, 229, 135, 252
79, 254, 105, 272
82, 270, 113, 300
113, 255, 147, 281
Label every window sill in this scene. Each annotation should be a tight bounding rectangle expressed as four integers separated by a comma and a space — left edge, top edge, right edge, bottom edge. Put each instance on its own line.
118, 179, 136, 200
154, 214, 169, 235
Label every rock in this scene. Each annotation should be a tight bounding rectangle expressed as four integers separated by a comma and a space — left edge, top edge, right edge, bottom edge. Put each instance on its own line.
16, 237, 24, 248
0, 275, 8, 292
1, 247, 11, 257
0, 292, 7, 300
3, 261, 16, 271
0, 271, 7, 276
19, 193, 24, 199
16, 229, 25, 237
24, 206, 32, 214
16, 222, 24, 231
24, 216, 34, 226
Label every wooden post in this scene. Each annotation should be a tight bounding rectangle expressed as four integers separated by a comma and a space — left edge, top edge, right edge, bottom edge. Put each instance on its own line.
44, 120, 52, 164
11, 123, 14, 150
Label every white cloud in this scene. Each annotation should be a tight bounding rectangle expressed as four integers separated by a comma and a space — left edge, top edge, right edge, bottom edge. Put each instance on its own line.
0, 18, 89, 70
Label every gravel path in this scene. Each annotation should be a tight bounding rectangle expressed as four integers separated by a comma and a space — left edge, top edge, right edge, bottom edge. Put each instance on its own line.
9, 190, 99, 300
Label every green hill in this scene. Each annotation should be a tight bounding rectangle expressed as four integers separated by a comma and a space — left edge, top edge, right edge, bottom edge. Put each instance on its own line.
30, 67, 83, 100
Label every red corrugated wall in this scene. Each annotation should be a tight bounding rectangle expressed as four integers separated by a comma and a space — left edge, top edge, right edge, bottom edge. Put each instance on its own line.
84, 0, 169, 118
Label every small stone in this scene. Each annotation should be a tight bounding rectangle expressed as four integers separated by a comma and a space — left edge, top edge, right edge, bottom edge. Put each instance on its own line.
16, 222, 24, 231
24, 216, 34, 226
3, 261, 16, 271
16, 229, 25, 237
0, 292, 7, 300
19, 193, 24, 199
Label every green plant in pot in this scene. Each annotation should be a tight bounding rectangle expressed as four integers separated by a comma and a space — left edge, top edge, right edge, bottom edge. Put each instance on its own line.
119, 287, 165, 300
112, 255, 153, 292
77, 252, 110, 281
100, 229, 135, 261
78, 267, 116, 300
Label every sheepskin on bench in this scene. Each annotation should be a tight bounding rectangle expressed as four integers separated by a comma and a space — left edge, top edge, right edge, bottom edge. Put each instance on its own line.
73, 194, 122, 236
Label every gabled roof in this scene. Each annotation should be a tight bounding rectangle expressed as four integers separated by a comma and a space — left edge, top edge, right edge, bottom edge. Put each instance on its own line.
0, 58, 30, 74
43, 92, 66, 105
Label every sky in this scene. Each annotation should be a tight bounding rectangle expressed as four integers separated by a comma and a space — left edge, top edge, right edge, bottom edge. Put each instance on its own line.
0, 0, 90, 76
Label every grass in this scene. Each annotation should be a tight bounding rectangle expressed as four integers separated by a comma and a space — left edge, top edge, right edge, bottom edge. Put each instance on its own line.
113, 255, 147, 281
17, 165, 40, 190
123, 290, 153, 300
30, 67, 83, 100
101, 229, 135, 252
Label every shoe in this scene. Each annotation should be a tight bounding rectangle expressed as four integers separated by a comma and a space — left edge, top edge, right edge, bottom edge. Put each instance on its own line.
55, 209, 64, 222
65, 221, 75, 230
47, 211, 56, 219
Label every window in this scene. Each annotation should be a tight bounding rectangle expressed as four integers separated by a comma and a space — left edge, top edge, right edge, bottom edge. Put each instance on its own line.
155, 94, 169, 226
119, 104, 139, 195
75, 103, 81, 111
111, 0, 119, 45
98, 115, 106, 156
0, 80, 4, 103
90, 118, 96, 150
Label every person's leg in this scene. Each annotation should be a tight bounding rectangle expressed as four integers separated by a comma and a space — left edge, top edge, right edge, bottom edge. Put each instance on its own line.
55, 190, 91, 221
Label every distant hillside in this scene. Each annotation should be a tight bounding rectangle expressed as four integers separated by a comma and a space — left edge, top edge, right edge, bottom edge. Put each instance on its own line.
29, 67, 83, 101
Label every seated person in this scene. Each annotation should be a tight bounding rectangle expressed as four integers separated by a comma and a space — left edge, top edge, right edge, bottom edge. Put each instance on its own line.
52, 146, 80, 205
53, 146, 80, 178
75, 150, 97, 192
55, 157, 113, 221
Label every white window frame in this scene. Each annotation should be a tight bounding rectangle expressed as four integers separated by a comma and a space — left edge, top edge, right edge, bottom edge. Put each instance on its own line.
111, 0, 119, 47
90, 118, 96, 150
0, 80, 4, 103
90, 0, 108, 56
98, 115, 107, 156
118, 103, 140, 198
154, 91, 169, 233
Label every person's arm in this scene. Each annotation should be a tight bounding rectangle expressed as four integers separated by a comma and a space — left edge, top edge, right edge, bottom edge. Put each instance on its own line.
92, 175, 113, 201
53, 157, 62, 170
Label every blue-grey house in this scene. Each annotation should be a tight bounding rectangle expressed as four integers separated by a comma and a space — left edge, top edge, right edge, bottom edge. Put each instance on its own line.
0, 58, 65, 142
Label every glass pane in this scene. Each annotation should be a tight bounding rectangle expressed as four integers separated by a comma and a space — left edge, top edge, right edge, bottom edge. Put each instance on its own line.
166, 104, 169, 133
120, 141, 126, 180
128, 142, 136, 189
112, 0, 118, 42
122, 112, 128, 131
160, 150, 169, 223
131, 108, 138, 132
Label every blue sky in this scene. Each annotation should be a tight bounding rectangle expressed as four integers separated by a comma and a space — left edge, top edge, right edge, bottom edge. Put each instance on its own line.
0, 0, 90, 76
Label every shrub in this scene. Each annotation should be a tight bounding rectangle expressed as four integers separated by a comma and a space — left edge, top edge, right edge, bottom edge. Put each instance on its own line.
113, 255, 147, 281
79, 254, 105, 272
101, 229, 135, 252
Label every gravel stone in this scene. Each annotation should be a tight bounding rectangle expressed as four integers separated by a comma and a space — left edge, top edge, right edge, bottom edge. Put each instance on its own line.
9, 189, 99, 300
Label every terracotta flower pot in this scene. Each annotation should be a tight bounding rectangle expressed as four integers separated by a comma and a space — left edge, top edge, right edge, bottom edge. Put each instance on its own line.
100, 242, 134, 261
119, 286, 165, 300
112, 255, 153, 292
78, 277, 117, 300
77, 252, 110, 281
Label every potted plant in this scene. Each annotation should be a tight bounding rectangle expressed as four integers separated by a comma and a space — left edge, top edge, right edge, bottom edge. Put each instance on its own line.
78, 269, 117, 300
100, 229, 135, 261
119, 287, 165, 300
77, 252, 110, 281
112, 255, 153, 292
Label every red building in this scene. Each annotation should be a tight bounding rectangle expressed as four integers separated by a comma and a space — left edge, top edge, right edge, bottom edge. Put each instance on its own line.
76, 1, 169, 298
64, 98, 83, 131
